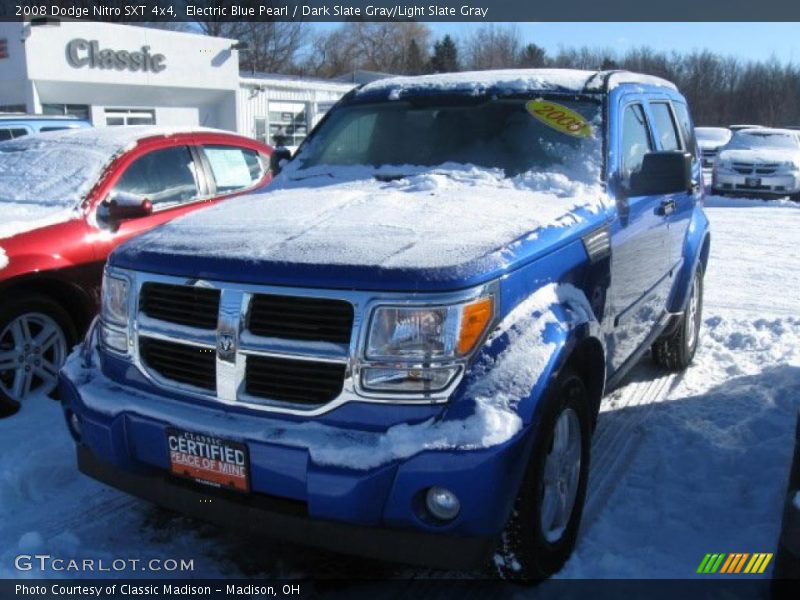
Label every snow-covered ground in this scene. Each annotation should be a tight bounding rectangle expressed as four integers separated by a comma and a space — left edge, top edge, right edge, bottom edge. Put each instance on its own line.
0, 196, 798, 580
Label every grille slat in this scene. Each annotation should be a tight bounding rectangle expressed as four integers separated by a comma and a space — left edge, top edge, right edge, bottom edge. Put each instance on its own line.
248, 294, 354, 344
245, 355, 346, 405
140, 283, 220, 330
140, 338, 216, 391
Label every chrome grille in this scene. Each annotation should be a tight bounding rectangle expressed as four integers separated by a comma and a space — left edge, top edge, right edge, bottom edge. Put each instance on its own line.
140, 338, 216, 391
124, 271, 477, 416
140, 283, 220, 330
248, 293, 354, 344
245, 355, 346, 405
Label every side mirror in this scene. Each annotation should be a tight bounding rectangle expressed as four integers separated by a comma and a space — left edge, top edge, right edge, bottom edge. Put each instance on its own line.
104, 192, 153, 221
628, 151, 692, 197
270, 148, 292, 176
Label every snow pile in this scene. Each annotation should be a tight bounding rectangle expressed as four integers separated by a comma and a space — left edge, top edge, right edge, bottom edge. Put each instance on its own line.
0, 247, 7, 270
0, 126, 224, 241
358, 69, 676, 99
359, 69, 599, 98
122, 164, 605, 272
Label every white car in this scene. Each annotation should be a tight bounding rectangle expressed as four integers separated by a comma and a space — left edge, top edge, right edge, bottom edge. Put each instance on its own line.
696, 127, 732, 169
712, 128, 800, 197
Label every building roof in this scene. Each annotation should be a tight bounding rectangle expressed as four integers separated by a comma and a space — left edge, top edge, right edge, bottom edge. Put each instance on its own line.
240, 71, 356, 92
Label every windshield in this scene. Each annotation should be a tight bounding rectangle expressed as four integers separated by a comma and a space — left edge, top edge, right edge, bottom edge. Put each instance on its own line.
0, 138, 105, 207
696, 127, 731, 144
726, 131, 799, 150
295, 97, 602, 180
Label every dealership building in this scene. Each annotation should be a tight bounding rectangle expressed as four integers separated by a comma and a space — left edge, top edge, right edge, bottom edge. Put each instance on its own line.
0, 20, 355, 146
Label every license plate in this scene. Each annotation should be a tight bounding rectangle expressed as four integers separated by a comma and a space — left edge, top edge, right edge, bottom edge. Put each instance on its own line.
167, 428, 249, 492
745, 176, 761, 187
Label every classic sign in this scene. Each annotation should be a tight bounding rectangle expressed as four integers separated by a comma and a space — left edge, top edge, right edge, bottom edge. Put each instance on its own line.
66, 38, 166, 73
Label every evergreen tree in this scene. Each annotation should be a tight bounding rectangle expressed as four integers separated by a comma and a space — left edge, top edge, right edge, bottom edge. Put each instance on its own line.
518, 43, 547, 68
405, 39, 427, 75
429, 35, 459, 73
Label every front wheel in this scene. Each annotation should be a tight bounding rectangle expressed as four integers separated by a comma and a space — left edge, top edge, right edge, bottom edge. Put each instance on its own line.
0, 295, 76, 417
496, 368, 591, 580
652, 265, 704, 371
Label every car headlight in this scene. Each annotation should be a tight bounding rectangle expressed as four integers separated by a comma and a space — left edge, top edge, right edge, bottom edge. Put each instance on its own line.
715, 159, 732, 171
362, 295, 494, 394
100, 271, 130, 353
779, 161, 799, 171
366, 296, 494, 361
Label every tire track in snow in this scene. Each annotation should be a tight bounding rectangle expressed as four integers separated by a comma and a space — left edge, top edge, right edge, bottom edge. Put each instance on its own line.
581, 364, 682, 534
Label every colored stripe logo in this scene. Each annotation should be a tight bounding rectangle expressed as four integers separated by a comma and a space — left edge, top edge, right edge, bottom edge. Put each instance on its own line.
697, 553, 773, 574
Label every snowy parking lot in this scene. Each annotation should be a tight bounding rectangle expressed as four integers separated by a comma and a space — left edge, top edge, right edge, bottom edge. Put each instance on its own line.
1, 196, 798, 580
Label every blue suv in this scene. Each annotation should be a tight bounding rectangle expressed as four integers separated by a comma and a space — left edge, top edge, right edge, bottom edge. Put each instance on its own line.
59, 69, 710, 578
0, 114, 91, 140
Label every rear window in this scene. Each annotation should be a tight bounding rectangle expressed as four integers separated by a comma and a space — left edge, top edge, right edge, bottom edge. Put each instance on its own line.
39, 127, 71, 133
0, 128, 28, 141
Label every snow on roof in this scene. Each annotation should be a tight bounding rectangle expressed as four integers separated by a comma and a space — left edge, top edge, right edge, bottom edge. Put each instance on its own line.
357, 69, 677, 98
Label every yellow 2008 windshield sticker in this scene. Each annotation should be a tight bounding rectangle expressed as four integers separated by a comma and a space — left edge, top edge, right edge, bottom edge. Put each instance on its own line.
526, 100, 593, 138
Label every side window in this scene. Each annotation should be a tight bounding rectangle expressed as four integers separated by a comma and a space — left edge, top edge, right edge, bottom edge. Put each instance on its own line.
672, 102, 697, 154
112, 146, 199, 208
621, 104, 653, 182
0, 128, 28, 141
649, 103, 682, 151
202, 145, 265, 194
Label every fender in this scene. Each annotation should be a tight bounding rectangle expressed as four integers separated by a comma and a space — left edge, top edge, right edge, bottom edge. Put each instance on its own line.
449, 282, 605, 431
667, 205, 711, 313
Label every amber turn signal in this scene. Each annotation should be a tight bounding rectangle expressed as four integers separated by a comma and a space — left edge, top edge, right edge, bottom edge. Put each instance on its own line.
458, 296, 494, 355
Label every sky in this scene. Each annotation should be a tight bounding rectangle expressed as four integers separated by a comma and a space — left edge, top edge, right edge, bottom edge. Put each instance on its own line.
313, 22, 800, 64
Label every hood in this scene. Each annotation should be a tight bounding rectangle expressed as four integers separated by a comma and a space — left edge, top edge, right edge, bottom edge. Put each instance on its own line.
718, 147, 800, 164
0, 201, 81, 241
113, 166, 605, 291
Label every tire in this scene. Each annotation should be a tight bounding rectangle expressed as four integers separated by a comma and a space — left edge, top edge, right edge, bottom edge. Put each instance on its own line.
496, 367, 592, 580
0, 294, 76, 417
652, 265, 704, 371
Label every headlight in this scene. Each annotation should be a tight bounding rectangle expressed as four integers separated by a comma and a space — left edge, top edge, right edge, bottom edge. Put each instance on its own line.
100, 272, 130, 354
366, 296, 494, 361
361, 294, 494, 394
101, 273, 129, 325
779, 161, 799, 171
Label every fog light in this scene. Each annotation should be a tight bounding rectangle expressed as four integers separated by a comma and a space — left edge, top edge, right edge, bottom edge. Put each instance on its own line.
99, 324, 128, 354
425, 486, 460, 521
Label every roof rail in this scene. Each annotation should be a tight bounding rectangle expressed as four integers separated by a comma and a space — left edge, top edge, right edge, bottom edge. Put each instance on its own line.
582, 70, 677, 93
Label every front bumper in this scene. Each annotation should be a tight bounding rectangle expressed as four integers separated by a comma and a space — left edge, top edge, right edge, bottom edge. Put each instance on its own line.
712, 170, 800, 196
77, 445, 495, 570
59, 348, 534, 570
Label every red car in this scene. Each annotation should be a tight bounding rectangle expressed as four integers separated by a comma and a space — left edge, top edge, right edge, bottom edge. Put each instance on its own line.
0, 126, 273, 414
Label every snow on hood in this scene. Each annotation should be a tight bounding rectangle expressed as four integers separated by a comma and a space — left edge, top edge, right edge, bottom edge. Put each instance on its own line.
717, 147, 800, 164
0, 126, 224, 241
121, 164, 604, 272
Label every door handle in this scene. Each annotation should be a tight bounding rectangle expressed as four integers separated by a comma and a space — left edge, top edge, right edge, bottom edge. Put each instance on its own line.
657, 199, 676, 216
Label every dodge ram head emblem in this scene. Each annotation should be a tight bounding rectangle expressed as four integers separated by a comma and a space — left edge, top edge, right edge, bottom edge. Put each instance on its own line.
217, 333, 236, 359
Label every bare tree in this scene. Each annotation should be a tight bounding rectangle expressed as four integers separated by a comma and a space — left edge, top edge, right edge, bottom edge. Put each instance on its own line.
462, 25, 522, 71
